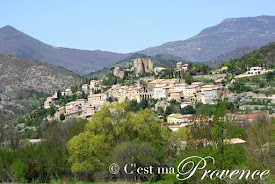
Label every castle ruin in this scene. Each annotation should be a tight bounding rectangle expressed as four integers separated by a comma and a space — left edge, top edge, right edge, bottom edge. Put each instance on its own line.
133, 58, 154, 76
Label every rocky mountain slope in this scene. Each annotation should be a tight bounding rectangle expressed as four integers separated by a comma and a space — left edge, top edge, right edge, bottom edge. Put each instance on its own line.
0, 26, 129, 75
0, 54, 83, 93
0, 54, 84, 121
139, 15, 275, 63
89, 53, 188, 77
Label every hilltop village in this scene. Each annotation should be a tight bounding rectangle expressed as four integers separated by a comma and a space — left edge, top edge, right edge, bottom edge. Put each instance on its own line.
44, 57, 275, 131
1, 15, 275, 183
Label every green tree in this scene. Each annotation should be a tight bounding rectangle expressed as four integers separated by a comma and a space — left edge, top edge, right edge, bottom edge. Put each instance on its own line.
109, 141, 160, 182
172, 127, 190, 140
211, 97, 231, 170
81, 91, 87, 99
266, 71, 275, 82
71, 86, 78, 94
47, 106, 56, 117
187, 62, 193, 71
59, 113, 65, 121
67, 102, 167, 179
165, 106, 173, 115
129, 100, 140, 112
0, 147, 15, 182
184, 74, 193, 85
181, 105, 195, 114
201, 63, 209, 74
157, 106, 164, 115
140, 99, 149, 109
107, 97, 113, 103
193, 64, 201, 72
11, 160, 26, 183
166, 98, 246, 183
245, 117, 275, 178
57, 90, 61, 100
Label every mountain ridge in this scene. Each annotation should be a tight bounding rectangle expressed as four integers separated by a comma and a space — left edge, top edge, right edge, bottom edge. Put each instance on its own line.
0, 25, 130, 75
138, 15, 275, 63
1, 15, 275, 74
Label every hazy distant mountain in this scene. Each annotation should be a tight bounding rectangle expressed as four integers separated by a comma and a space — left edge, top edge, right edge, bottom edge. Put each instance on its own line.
208, 46, 257, 66
229, 41, 275, 67
1, 15, 275, 74
139, 16, 275, 63
0, 26, 129, 75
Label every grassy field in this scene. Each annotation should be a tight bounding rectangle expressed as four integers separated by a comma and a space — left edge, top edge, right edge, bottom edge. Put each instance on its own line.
3, 92, 17, 99
19, 99, 37, 105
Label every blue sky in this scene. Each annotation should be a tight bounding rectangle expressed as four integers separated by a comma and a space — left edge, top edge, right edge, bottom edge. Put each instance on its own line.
1, 0, 275, 53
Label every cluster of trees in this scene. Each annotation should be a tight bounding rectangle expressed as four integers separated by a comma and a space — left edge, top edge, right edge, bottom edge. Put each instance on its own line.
15, 105, 58, 139
266, 71, 275, 82
229, 81, 251, 93
0, 118, 87, 183
192, 63, 210, 74
102, 69, 137, 88
158, 101, 219, 121
15, 89, 49, 101
220, 53, 271, 77
158, 62, 211, 80
0, 100, 274, 183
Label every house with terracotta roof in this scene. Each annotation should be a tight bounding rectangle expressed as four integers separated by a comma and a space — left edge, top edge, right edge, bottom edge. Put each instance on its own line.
65, 99, 87, 115
88, 93, 107, 107
174, 83, 188, 92
148, 79, 179, 88
183, 84, 200, 96
167, 90, 184, 101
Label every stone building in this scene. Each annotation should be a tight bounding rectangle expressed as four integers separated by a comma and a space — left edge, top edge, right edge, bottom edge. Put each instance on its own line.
133, 58, 154, 76
88, 93, 107, 107
90, 80, 101, 94
183, 84, 200, 96
154, 67, 167, 75
200, 85, 223, 104
167, 114, 192, 124
153, 84, 171, 99
167, 90, 184, 101
82, 84, 89, 94
182, 64, 189, 71
176, 62, 183, 70
65, 99, 87, 115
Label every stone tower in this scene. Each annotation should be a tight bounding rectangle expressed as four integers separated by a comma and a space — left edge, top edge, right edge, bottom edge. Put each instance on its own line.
176, 62, 183, 70
133, 58, 153, 76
